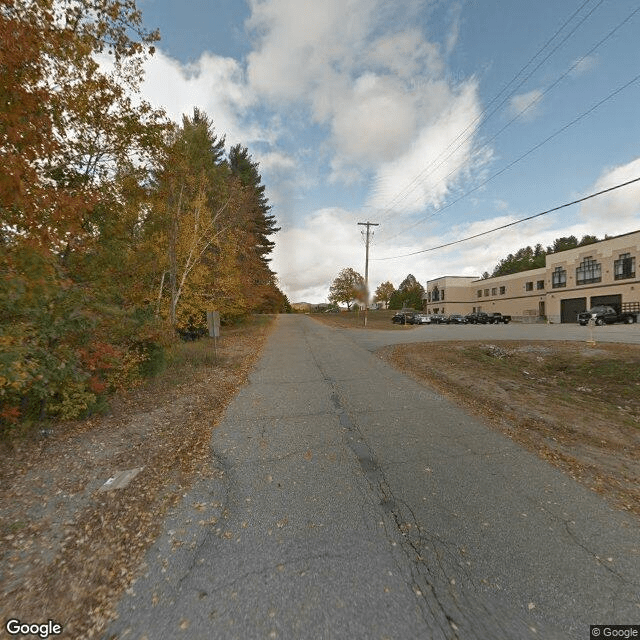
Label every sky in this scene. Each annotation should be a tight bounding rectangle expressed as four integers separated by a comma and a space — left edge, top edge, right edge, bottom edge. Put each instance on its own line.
136, 0, 640, 303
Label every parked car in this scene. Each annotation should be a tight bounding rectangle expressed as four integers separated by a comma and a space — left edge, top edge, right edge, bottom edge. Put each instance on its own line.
486, 312, 511, 324
411, 313, 431, 325
429, 314, 447, 324
577, 305, 637, 325
446, 314, 467, 324
464, 311, 490, 324
392, 310, 416, 324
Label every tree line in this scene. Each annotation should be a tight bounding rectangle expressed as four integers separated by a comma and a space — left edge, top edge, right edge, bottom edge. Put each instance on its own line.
0, 0, 286, 431
328, 269, 424, 310
329, 234, 609, 312
483, 234, 602, 278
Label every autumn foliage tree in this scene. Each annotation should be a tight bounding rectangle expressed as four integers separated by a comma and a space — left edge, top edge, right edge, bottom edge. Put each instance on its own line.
374, 281, 395, 309
1, 0, 167, 427
328, 268, 366, 310
148, 111, 284, 332
0, 2, 284, 431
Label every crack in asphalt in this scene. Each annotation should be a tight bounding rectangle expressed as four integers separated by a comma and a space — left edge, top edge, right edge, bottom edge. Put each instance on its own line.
302, 323, 557, 639
302, 327, 464, 638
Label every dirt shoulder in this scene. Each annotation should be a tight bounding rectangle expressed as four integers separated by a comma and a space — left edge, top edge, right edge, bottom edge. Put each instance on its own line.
0, 317, 274, 639
379, 340, 640, 518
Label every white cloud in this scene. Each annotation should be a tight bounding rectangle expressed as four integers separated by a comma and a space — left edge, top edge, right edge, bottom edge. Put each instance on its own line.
368, 80, 485, 214
141, 49, 269, 145
579, 158, 640, 232
570, 55, 597, 77
245, 0, 479, 188
272, 207, 364, 301
254, 150, 301, 219
256, 150, 295, 172
508, 89, 544, 122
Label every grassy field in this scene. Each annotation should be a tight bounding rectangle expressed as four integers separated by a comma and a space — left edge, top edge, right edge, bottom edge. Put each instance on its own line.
309, 308, 417, 329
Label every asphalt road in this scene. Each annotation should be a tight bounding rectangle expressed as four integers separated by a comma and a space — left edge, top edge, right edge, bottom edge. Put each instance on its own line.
106, 315, 640, 639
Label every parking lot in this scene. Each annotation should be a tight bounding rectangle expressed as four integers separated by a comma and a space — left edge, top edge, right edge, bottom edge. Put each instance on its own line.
311, 310, 640, 349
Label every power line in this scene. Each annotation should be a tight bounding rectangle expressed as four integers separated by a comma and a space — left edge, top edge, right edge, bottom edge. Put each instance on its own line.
381, 3, 640, 243
373, 0, 604, 229
373, 176, 640, 261
392, 2, 640, 227
378, 69, 640, 244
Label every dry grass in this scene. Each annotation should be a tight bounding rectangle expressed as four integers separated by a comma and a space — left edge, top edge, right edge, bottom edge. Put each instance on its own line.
381, 340, 640, 517
0, 316, 274, 639
310, 309, 420, 330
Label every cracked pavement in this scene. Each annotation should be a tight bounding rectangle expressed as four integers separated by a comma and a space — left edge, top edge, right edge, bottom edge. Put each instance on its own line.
106, 315, 640, 639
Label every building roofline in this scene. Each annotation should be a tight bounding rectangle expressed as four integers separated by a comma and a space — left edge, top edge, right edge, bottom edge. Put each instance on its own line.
546, 228, 640, 255
426, 275, 480, 281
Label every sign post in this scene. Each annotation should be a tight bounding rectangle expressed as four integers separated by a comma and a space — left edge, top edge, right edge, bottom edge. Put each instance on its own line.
206, 310, 220, 361
586, 317, 596, 346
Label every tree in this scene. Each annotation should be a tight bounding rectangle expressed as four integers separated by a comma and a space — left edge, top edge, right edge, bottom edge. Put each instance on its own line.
547, 236, 579, 254
486, 234, 602, 281
328, 268, 365, 310
578, 234, 599, 247
491, 245, 545, 277
150, 110, 233, 327
1, 0, 168, 427
227, 144, 281, 312
389, 274, 424, 309
374, 281, 395, 308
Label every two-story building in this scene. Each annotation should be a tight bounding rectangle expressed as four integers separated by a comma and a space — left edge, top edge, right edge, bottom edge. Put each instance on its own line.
422, 229, 639, 322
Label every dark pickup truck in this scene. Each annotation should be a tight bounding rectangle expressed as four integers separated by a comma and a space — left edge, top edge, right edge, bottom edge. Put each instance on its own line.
486, 312, 511, 324
464, 312, 489, 324
578, 304, 638, 325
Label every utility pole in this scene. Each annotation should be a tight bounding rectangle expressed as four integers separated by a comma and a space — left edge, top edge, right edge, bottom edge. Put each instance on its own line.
358, 221, 379, 327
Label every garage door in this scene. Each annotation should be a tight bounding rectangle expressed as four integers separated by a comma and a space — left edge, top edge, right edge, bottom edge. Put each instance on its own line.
591, 294, 621, 309
560, 297, 587, 323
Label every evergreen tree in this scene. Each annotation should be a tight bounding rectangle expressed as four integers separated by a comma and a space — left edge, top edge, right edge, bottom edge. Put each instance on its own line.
228, 144, 280, 268
547, 236, 579, 254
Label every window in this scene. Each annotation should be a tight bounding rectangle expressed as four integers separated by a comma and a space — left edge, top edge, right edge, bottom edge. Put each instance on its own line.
552, 267, 566, 288
441, 289, 445, 301
477, 289, 482, 297
576, 256, 601, 285
536, 280, 545, 290
484, 289, 489, 296
614, 253, 636, 280
491, 287, 497, 296
525, 282, 533, 291
499, 286, 506, 295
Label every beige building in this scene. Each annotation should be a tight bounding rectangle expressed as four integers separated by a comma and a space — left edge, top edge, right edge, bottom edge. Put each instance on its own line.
423, 230, 640, 323
424, 276, 478, 316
